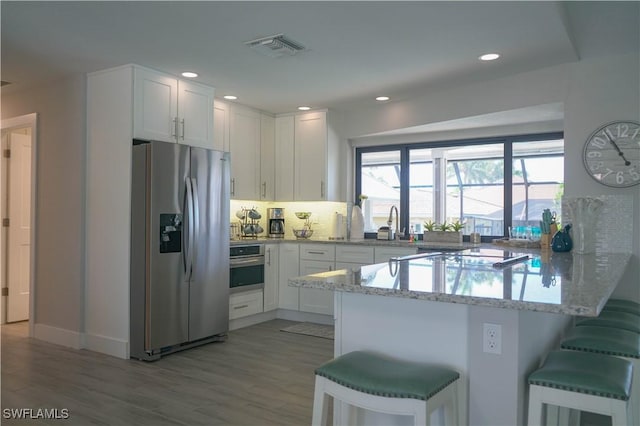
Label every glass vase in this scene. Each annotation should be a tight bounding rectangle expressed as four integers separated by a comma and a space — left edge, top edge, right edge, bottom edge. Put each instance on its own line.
564, 197, 603, 254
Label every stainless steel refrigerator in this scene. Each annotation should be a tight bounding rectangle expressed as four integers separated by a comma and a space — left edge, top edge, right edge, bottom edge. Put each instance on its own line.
130, 140, 229, 360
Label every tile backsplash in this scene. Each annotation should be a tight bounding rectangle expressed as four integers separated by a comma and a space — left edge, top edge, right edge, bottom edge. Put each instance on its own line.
230, 200, 348, 240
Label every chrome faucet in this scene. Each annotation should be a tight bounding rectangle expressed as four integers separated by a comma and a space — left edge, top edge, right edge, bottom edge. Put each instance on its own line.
387, 205, 400, 240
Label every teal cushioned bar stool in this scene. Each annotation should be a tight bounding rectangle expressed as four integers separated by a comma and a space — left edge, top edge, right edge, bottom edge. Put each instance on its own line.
575, 310, 640, 333
312, 351, 460, 426
560, 325, 640, 424
603, 299, 640, 316
527, 350, 633, 426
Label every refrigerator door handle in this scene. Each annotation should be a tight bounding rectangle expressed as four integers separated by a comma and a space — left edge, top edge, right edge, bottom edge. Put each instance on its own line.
190, 177, 200, 276
184, 177, 195, 281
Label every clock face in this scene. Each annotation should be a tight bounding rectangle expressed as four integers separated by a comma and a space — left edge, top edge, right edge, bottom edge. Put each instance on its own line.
583, 121, 640, 188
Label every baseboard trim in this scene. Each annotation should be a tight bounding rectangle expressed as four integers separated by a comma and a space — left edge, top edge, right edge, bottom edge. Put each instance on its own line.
83, 332, 129, 359
33, 323, 83, 349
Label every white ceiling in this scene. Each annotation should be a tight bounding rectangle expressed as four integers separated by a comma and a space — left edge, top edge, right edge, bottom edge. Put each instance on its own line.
1, 1, 638, 119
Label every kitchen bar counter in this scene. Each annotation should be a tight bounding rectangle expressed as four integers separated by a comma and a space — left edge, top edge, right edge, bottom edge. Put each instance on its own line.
289, 249, 632, 426
230, 236, 475, 251
289, 248, 631, 317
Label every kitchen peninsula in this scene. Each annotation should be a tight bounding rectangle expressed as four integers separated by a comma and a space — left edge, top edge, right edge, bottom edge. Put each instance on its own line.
290, 248, 632, 426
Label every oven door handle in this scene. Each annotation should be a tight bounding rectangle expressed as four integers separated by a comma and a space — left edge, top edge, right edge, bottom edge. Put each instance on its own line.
230, 257, 265, 268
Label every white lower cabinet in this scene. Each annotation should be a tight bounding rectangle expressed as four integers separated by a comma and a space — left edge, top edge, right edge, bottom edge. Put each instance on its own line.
374, 246, 418, 263
335, 245, 375, 271
229, 289, 264, 320
278, 243, 300, 310
299, 244, 336, 316
263, 245, 279, 312
299, 259, 334, 315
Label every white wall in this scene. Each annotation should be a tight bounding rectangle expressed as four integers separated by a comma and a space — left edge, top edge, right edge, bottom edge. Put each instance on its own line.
0, 75, 86, 344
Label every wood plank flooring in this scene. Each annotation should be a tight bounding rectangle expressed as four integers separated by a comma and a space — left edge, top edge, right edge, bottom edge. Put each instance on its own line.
1, 319, 333, 425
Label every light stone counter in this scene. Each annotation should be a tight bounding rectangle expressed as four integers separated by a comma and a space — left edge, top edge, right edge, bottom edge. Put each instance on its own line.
289, 248, 632, 317
230, 236, 476, 251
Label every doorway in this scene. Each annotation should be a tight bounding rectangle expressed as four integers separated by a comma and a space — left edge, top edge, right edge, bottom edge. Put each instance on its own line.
1, 113, 37, 329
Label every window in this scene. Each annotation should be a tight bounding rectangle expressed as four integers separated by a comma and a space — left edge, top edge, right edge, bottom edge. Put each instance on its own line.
359, 150, 401, 232
355, 133, 564, 240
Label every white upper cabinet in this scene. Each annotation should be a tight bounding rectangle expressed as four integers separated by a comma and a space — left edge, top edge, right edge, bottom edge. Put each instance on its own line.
276, 110, 340, 201
213, 99, 230, 152
295, 111, 326, 200
178, 80, 214, 149
229, 104, 261, 200
134, 68, 177, 143
133, 66, 214, 149
260, 114, 275, 201
275, 115, 295, 201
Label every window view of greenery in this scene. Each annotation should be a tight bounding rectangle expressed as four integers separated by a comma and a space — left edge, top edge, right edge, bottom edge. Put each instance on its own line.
409, 149, 433, 233
356, 134, 564, 238
445, 144, 504, 236
360, 151, 401, 232
512, 140, 564, 238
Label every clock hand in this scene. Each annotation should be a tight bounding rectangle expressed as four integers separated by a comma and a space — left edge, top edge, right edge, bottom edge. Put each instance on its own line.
604, 131, 632, 166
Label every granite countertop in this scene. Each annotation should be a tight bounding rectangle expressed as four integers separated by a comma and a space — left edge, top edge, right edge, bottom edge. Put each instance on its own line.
289, 248, 632, 317
230, 237, 476, 250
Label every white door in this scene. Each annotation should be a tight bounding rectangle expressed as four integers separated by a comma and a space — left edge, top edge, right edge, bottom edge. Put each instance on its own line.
6, 131, 31, 322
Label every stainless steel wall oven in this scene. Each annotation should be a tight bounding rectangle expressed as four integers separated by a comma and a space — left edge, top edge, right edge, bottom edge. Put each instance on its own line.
229, 245, 264, 293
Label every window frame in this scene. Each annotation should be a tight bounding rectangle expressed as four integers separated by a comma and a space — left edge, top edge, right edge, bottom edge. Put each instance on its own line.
355, 132, 564, 241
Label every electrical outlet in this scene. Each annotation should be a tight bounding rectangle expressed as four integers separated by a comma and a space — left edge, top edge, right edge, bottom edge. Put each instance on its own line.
483, 323, 502, 355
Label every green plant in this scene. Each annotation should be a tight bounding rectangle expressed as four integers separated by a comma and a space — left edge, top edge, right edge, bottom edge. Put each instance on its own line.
437, 222, 451, 231
423, 220, 436, 231
449, 220, 465, 232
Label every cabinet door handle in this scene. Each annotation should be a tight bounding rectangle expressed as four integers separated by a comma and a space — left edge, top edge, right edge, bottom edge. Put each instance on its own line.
266, 247, 271, 266
233, 304, 249, 310
308, 251, 325, 255
320, 181, 325, 198
180, 119, 185, 139
262, 182, 267, 198
172, 117, 178, 138
231, 178, 235, 196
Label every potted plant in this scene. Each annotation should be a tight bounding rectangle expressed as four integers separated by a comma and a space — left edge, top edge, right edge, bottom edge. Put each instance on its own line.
423, 220, 464, 245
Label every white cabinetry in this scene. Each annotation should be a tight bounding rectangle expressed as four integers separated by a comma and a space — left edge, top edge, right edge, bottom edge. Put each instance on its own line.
229, 289, 264, 320
374, 246, 418, 263
275, 110, 341, 201
335, 245, 374, 270
260, 114, 275, 201
275, 115, 295, 200
263, 245, 279, 312
278, 243, 300, 310
133, 67, 214, 149
229, 104, 261, 199
213, 99, 230, 152
299, 244, 335, 315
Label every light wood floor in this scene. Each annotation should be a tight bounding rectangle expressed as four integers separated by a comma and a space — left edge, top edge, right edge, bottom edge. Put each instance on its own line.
1, 319, 333, 425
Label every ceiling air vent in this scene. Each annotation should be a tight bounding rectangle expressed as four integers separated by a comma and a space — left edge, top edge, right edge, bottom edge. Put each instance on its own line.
245, 34, 306, 58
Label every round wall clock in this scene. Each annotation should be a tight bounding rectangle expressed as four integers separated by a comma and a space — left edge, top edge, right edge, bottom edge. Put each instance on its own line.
583, 120, 640, 187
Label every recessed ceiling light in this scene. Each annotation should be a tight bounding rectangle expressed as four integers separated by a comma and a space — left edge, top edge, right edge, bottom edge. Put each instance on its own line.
298, 106, 311, 111
479, 53, 500, 61
181, 71, 198, 78
376, 96, 390, 101
223, 95, 238, 100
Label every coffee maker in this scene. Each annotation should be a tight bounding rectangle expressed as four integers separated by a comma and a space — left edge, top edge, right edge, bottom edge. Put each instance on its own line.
267, 208, 285, 238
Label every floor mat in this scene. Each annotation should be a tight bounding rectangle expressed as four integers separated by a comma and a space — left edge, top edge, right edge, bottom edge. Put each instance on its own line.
280, 322, 334, 340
